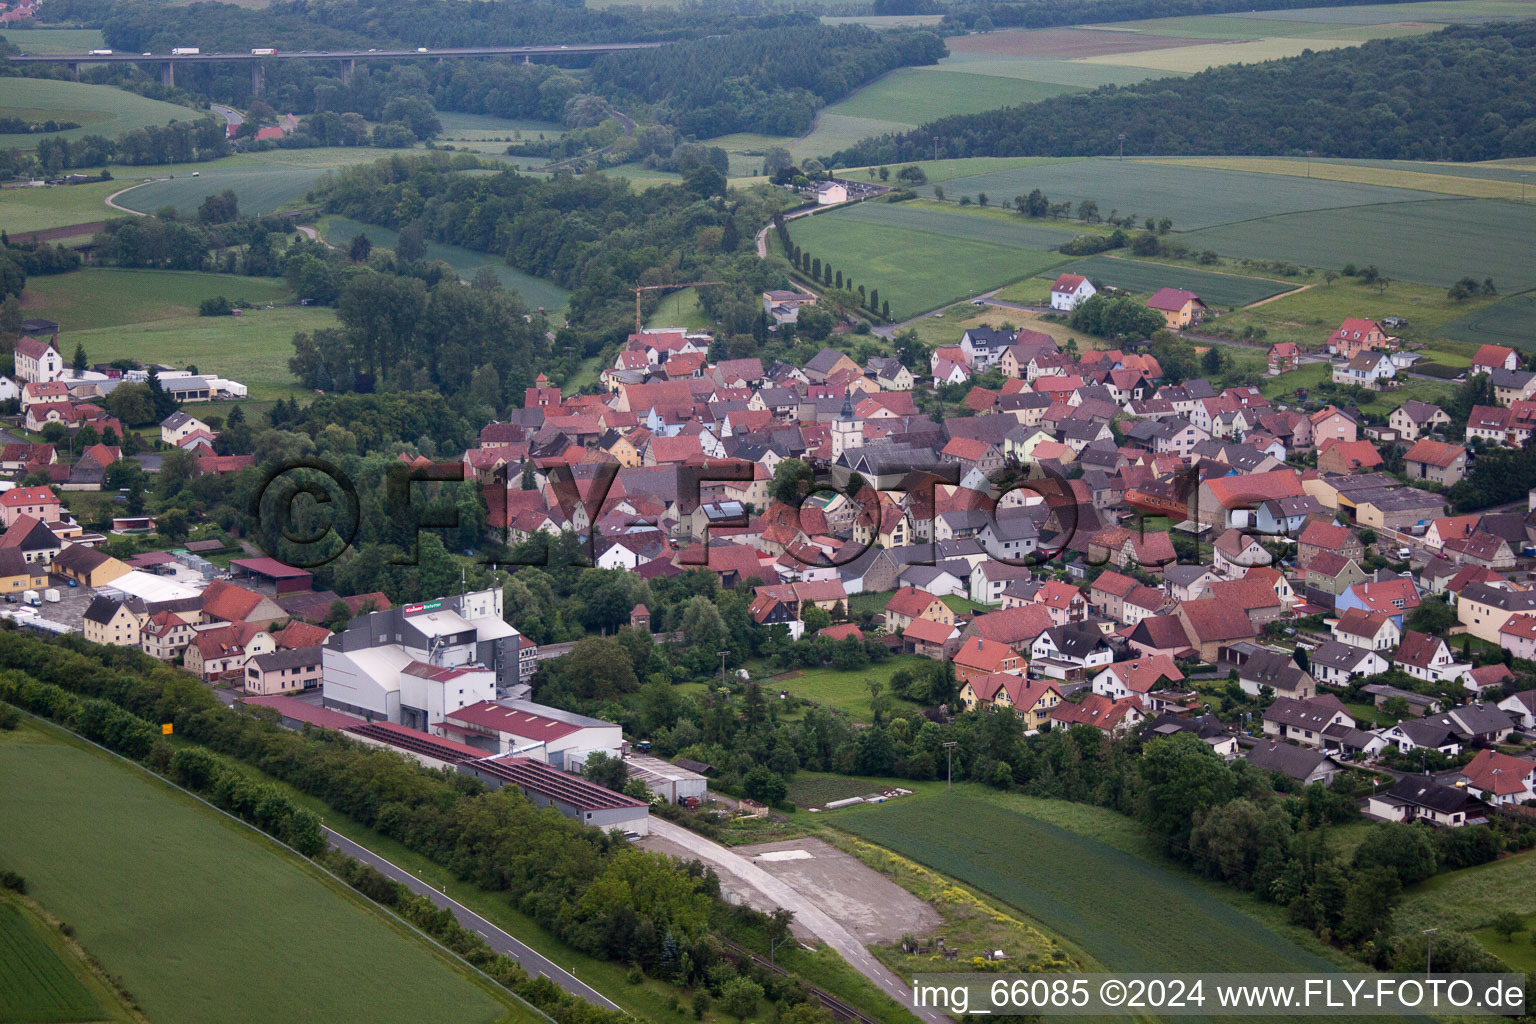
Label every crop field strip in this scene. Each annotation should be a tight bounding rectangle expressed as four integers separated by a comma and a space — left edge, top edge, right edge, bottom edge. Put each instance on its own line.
917, 159, 1443, 230
0, 718, 517, 1024
0, 898, 104, 1024
787, 210, 1066, 320
1180, 197, 1536, 292
832, 793, 1337, 974
1145, 155, 1536, 198
826, 201, 1084, 250
1440, 294, 1536, 348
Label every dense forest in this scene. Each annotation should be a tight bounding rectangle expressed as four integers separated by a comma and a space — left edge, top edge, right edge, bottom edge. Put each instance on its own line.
587, 25, 945, 137
831, 22, 1536, 165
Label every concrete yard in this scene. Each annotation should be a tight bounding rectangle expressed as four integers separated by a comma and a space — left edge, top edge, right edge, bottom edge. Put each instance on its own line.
735, 837, 940, 944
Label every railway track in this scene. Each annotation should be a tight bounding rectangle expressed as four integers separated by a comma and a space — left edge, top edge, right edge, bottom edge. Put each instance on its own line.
717, 938, 885, 1024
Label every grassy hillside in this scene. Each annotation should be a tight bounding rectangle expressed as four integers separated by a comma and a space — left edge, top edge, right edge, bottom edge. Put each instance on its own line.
20, 269, 293, 330
0, 79, 196, 148
0, 717, 525, 1024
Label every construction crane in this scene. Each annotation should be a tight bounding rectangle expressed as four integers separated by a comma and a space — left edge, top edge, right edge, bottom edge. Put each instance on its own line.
634, 281, 724, 334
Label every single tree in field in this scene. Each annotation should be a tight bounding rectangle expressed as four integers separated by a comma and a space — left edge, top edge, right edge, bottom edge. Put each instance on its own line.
72, 343, 87, 374
1493, 911, 1523, 942
348, 232, 373, 263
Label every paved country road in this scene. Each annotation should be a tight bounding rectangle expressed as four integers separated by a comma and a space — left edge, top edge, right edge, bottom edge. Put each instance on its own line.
324, 827, 623, 1012
646, 818, 950, 1024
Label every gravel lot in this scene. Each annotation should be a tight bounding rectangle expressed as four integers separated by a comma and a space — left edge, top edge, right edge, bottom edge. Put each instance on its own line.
735, 836, 940, 944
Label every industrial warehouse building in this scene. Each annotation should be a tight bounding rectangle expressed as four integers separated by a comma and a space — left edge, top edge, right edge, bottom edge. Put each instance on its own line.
433, 699, 621, 769
321, 588, 528, 729
462, 756, 651, 836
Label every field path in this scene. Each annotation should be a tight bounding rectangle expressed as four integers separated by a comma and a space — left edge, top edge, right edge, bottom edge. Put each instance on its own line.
104, 178, 165, 214
647, 818, 950, 1024
1245, 281, 1312, 308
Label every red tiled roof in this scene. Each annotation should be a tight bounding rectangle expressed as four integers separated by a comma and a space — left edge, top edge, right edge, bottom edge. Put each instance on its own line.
1463, 749, 1536, 796
903, 616, 958, 645
1404, 439, 1466, 468
885, 586, 940, 619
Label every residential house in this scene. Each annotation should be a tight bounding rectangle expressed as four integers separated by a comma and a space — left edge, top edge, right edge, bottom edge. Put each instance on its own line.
952, 637, 1025, 683
1262, 695, 1354, 749
13, 334, 62, 383
140, 609, 198, 660
1458, 749, 1536, 806
1404, 439, 1468, 486
1029, 623, 1114, 680
1050, 693, 1145, 736
1212, 528, 1271, 577
0, 486, 61, 528
1456, 581, 1536, 644
1462, 663, 1515, 697
1310, 406, 1358, 447
81, 595, 142, 647
1245, 742, 1340, 787
1391, 630, 1469, 684
1092, 654, 1184, 701
1267, 343, 1300, 375
1473, 344, 1520, 375
1175, 598, 1257, 661
1390, 401, 1450, 441
1146, 288, 1206, 329
160, 411, 211, 445
1049, 273, 1096, 312
1379, 717, 1461, 756
1332, 608, 1400, 651
1326, 318, 1394, 358
1333, 351, 1395, 390
1307, 640, 1389, 687
1367, 776, 1484, 827
244, 646, 324, 696
0, 548, 46, 594
1496, 690, 1536, 730
1237, 647, 1316, 700
959, 674, 1061, 732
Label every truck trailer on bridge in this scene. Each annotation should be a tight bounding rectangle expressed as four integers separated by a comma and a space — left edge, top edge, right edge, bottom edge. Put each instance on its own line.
172, 47, 200, 55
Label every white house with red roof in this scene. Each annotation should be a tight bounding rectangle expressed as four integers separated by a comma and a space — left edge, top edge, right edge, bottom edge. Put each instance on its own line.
13, 335, 62, 383
1049, 272, 1096, 312
1472, 344, 1519, 376
1458, 748, 1536, 806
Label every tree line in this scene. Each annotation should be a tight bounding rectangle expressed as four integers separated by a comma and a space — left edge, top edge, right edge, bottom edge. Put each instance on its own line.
829, 22, 1536, 166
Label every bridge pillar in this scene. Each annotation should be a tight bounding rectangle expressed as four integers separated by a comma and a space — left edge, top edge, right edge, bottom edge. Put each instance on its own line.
67, 62, 79, 80
340, 58, 354, 87
523, 54, 530, 65
251, 61, 265, 96
161, 61, 175, 88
